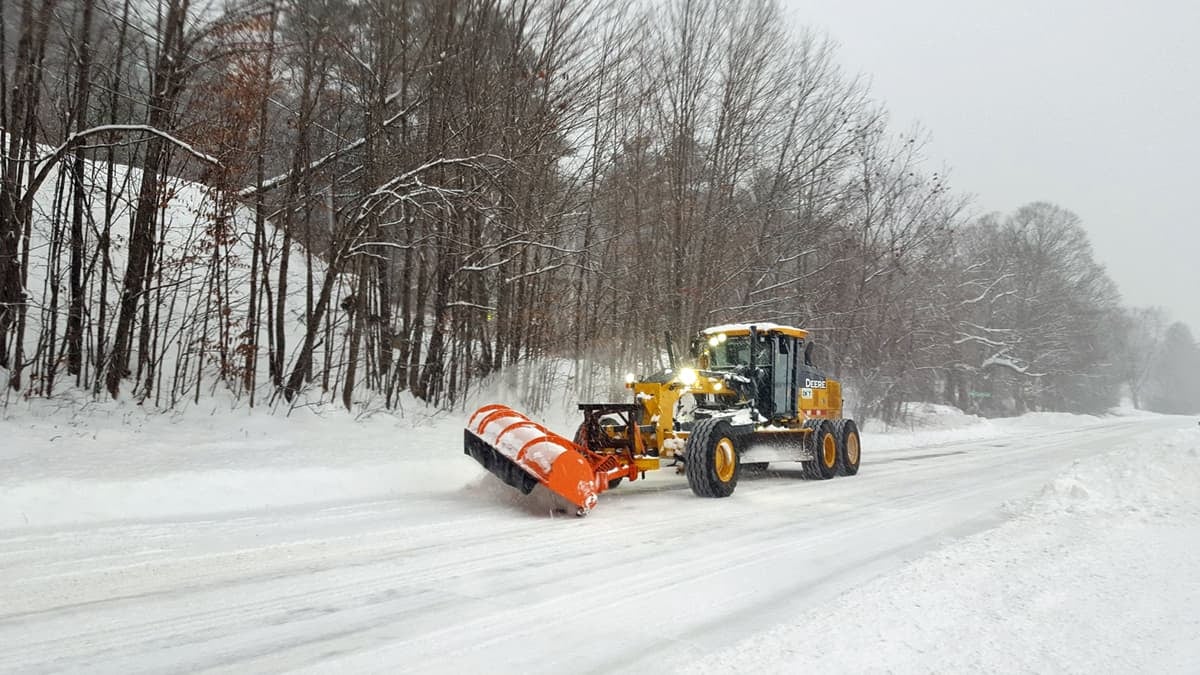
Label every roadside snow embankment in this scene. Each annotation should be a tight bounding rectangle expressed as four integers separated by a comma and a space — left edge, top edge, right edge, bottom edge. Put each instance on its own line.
3, 399, 991, 530
686, 424, 1200, 674
863, 402, 1125, 452
0, 397, 1163, 533
0, 398, 484, 530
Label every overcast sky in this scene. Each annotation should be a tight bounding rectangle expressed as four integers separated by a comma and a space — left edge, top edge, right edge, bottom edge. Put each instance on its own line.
783, 0, 1200, 333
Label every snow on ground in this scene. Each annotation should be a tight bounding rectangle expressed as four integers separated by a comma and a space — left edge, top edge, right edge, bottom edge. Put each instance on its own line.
0, 395, 483, 530
0, 397, 1105, 531
2, 399, 1198, 673
860, 401, 1152, 452
686, 424, 1200, 674
862, 402, 1006, 450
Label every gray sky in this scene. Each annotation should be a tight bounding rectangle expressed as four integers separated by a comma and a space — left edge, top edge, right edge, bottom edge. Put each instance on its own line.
784, 0, 1200, 332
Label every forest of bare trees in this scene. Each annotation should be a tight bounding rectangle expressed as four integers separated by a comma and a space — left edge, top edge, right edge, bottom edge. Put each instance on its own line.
1, 0, 1195, 419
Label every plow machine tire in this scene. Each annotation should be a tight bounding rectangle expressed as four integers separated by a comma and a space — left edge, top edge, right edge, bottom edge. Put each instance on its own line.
573, 422, 622, 488
572, 422, 595, 450
802, 420, 839, 480
685, 418, 741, 498
835, 419, 861, 476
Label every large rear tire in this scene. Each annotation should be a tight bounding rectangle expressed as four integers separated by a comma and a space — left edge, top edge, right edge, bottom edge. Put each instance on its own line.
802, 419, 838, 480
836, 419, 861, 476
685, 418, 740, 497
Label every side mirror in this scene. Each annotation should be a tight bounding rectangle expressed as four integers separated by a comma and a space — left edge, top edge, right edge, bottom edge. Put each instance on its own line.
804, 341, 815, 367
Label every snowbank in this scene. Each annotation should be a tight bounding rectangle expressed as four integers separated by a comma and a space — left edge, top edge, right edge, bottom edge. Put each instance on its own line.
862, 402, 999, 450
1026, 426, 1200, 518
0, 397, 485, 530
862, 401, 1118, 453
683, 424, 1200, 674
0, 394, 1166, 531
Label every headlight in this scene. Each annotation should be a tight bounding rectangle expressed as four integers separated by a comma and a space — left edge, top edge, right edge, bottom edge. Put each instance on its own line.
713, 381, 723, 392
717, 333, 727, 343
708, 335, 720, 347
624, 372, 636, 384
678, 368, 698, 386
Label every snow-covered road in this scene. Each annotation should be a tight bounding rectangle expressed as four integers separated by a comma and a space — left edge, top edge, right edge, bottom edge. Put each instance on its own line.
2, 411, 1197, 673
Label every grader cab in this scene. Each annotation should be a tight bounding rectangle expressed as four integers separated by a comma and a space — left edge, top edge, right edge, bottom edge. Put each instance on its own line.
463, 323, 860, 515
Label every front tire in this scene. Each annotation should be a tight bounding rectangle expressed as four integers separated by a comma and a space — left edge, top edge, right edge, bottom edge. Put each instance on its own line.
575, 422, 623, 489
685, 419, 740, 497
572, 422, 591, 449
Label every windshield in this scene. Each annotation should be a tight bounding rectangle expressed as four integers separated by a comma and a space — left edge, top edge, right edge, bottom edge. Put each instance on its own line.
702, 336, 751, 369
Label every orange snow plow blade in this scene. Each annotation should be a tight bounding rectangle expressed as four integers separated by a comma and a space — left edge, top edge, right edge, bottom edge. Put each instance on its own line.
464, 404, 600, 515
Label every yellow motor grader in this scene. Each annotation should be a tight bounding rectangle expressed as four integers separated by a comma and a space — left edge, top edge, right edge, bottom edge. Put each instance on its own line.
464, 323, 860, 514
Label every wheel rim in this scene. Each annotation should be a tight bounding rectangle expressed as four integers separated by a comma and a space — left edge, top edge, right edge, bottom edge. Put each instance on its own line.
846, 431, 860, 465
822, 433, 837, 468
714, 437, 736, 482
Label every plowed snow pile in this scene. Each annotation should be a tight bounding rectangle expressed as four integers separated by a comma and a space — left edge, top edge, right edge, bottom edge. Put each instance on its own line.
0, 396, 484, 529
686, 425, 1200, 674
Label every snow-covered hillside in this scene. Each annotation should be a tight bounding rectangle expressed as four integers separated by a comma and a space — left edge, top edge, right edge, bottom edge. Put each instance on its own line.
12, 148, 350, 407
1, 401, 1197, 672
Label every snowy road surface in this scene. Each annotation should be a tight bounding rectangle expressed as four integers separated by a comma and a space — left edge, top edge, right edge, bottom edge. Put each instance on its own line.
2, 409, 1198, 673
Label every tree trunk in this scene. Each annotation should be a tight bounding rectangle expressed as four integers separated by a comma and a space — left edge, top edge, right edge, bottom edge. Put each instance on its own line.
105, 0, 191, 398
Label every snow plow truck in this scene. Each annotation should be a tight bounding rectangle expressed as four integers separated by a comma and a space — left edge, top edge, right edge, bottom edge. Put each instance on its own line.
464, 323, 860, 515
